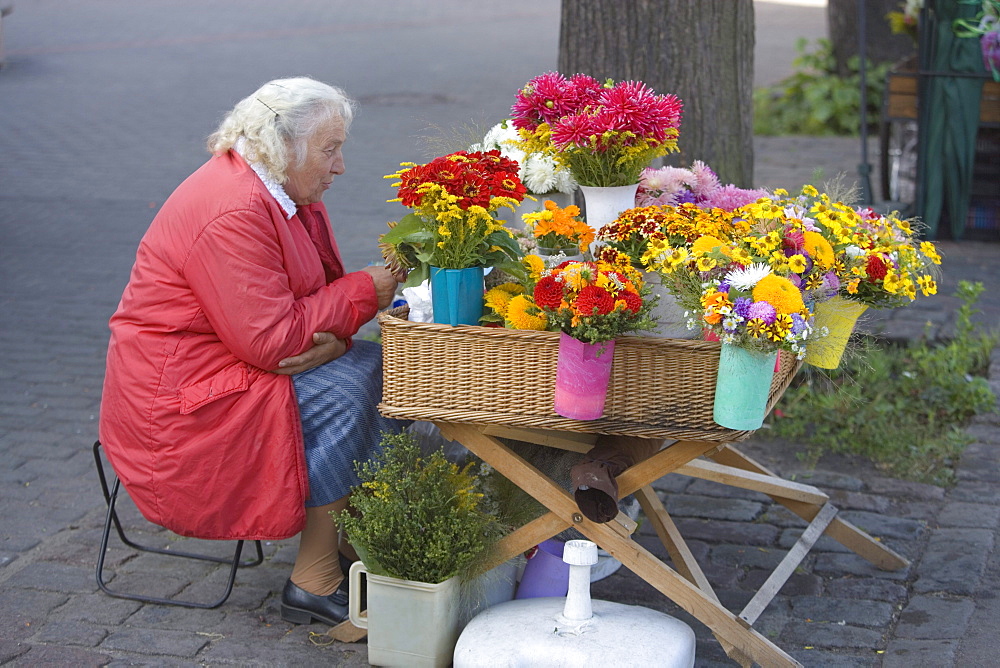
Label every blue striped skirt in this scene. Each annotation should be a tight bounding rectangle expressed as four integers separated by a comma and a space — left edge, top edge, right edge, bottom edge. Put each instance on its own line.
292, 339, 407, 507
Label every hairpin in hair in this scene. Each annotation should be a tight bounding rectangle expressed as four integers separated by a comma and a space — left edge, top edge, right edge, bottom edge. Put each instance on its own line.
256, 97, 280, 118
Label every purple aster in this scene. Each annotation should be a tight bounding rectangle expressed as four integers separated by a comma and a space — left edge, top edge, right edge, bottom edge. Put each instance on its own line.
733, 296, 753, 319
747, 301, 777, 324
821, 271, 840, 293
790, 313, 808, 336
675, 190, 697, 205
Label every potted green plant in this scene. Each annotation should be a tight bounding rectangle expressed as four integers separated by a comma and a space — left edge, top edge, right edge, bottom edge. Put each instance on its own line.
336, 431, 502, 667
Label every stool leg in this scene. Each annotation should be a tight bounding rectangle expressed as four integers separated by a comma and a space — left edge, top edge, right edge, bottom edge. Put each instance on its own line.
93, 441, 263, 608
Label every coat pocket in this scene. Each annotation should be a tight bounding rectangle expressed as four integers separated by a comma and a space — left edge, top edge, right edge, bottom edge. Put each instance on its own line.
179, 361, 250, 415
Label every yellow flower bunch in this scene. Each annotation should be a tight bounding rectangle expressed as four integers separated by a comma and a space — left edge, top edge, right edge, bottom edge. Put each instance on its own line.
774, 186, 942, 308
634, 204, 819, 354
482, 259, 550, 331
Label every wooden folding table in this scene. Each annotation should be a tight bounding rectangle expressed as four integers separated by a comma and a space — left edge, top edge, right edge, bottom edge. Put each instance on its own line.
360, 310, 909, 666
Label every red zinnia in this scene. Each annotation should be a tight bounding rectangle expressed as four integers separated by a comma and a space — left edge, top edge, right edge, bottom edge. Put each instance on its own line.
574, 285, 615, 316
454, 173, 492, 209
865, 254, 888, 281
619, 290, 643, 313
534, 276, 564, 310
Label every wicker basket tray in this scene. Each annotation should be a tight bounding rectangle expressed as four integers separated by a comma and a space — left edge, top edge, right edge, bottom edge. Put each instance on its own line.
378, 307, 800, 441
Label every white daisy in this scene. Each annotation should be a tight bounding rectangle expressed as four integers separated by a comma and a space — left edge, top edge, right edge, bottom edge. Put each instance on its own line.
725, 262, 772, 291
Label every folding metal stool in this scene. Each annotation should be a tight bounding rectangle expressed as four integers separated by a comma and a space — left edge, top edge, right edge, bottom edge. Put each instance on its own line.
93, 440, 264, 609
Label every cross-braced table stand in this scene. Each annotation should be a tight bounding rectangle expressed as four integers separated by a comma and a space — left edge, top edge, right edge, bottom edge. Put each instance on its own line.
417, 422, 909, 668
330, 312, 909, 662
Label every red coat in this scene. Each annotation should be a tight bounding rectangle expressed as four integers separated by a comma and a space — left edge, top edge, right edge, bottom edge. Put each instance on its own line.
99, 151, 378, 540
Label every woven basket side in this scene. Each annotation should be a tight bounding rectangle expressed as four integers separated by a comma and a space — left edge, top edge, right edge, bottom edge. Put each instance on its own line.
378, 310, 798, 441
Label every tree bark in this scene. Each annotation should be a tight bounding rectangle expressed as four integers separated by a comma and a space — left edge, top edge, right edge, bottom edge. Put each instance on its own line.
558, 0, 755, 187
828, 0, 915, 77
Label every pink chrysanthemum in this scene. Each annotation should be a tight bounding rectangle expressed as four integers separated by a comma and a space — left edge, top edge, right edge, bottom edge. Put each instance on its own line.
550, 112, 598, 150
688, 160, 720, 199
701, 185, 770, 212
596, 80, 683, 143
635, 166, 695, 206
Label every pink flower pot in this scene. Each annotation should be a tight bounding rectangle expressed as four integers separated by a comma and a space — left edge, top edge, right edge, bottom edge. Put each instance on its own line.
553, 332, 615, 420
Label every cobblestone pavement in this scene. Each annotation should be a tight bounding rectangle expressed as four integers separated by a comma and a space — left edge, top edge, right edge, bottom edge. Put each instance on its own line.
2, 2, 999, 666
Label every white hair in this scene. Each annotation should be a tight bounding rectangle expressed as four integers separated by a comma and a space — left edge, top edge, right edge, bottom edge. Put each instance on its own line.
207, 77, 356, 183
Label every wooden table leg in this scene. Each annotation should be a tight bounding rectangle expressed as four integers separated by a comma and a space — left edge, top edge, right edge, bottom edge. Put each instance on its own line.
707, 445, 909, 570
636, 485, 756, 667
440, 423, 802, 668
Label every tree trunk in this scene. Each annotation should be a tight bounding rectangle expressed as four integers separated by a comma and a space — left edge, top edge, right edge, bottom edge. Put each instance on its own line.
828, 0, 915, 77
558, 0, 755, 187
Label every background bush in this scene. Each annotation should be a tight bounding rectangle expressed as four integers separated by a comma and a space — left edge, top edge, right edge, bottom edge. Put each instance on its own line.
755, 38, 892, 136
765, 281, 997, 485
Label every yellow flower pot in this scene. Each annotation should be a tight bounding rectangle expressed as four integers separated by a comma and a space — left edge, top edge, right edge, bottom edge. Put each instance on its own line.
806, 295, 869, 369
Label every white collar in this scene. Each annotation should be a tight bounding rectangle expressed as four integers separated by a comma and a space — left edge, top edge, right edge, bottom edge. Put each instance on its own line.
233, 137, 297, 219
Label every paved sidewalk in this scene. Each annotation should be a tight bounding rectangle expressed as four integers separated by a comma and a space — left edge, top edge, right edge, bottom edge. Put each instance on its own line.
1, 2, 998, 666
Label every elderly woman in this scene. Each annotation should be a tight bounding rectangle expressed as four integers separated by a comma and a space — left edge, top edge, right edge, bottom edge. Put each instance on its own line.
99, 77, 405, 626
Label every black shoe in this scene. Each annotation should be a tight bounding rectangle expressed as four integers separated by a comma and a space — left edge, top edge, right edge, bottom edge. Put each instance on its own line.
280, 579, 349, 626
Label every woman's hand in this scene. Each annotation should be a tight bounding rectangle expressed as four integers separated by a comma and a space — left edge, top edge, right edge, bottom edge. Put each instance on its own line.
361, 265, 402, 309
272, 332, 347, 375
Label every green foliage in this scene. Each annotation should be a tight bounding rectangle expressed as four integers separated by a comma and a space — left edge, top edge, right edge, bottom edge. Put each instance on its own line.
335, 431, 502, 584
766, 281, 998, 485
754, 38, 892, 136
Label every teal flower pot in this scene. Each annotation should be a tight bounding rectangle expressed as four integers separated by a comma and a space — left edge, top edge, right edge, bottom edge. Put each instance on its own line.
713, 344, 777, 431
430, 266, 484, 326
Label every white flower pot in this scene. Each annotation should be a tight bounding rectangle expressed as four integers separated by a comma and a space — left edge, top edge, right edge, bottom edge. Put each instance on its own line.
579, 183, 639, 234
579, 183, 639, 256
638, 271, 696, 339
349, 562, 462, 667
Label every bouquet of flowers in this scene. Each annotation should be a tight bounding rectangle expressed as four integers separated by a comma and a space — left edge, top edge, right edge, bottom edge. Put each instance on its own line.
598, 203, 752, 269
887, 0, 922, 41
470, 120, 578, 195
379, 150, 527, 287
533, 259, 655, 343
635, 162, 770, 211
640, 207, 819, 357
774, 185, 941, 308
335, 431, 501, 584
523, 200, 594, 254
483, 255, 654, 342
510, 71, 683, 187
